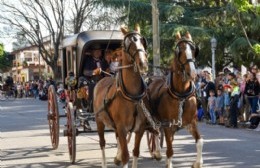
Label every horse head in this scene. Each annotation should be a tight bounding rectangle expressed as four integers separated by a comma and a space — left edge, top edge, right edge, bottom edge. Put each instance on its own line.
174, 31, 199, 81
121, 24, 148, 74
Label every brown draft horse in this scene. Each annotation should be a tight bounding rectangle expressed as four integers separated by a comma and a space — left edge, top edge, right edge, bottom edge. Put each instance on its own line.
93, 24, 150, 168
148, 32, 203, 168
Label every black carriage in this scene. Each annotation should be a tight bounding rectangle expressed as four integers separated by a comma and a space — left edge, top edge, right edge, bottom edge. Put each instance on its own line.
47, 30, 123, 163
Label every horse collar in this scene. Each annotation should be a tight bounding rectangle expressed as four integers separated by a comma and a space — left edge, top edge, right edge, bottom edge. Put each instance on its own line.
167, 72, 195, 100
116, 70, 147, 101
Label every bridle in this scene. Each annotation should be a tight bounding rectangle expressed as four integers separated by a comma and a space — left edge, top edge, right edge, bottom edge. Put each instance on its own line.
123, 32, 148, 64
175, 39, 197, 70
114, 32, 148, 101
174, 38, 198, 80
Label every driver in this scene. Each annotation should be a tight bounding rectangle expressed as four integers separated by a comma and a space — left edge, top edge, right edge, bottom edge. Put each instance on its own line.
83, 44, 106, 102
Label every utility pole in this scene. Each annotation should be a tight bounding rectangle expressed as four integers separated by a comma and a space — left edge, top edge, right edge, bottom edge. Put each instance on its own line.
151, 0, 160, 76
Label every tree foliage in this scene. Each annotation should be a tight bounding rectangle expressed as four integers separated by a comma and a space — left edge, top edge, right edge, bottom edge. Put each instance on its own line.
97, 0, 260, 70
0, 43, 11, 71
0, 0, 114, 79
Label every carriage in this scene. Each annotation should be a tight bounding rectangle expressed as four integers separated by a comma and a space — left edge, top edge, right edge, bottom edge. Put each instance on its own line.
47, 28, 203, 168
47, 30, 124, 163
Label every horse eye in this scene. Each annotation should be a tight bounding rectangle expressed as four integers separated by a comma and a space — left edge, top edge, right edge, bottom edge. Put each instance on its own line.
132, 36, 137, 42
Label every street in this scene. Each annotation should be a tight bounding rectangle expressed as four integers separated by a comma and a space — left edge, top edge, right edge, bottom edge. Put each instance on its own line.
1, 98, 260, 168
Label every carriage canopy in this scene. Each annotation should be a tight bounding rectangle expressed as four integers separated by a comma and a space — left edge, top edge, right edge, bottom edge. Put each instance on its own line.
60, 30, 123, 85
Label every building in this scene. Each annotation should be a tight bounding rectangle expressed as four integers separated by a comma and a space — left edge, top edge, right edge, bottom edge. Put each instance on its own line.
11, 45, 48, 83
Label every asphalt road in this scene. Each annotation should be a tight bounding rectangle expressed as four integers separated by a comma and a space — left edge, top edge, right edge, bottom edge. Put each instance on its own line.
0, 98, 260, 168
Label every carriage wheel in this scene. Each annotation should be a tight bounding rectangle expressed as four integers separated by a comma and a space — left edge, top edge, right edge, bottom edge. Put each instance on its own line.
47, 85, 60, 149
146, 128, 164, 158
66, 102, 76, 164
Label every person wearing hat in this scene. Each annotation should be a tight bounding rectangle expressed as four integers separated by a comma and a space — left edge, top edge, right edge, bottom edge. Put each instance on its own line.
83, 44, 106, 103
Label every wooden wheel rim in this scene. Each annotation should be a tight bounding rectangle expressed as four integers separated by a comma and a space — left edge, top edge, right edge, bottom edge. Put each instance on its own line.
67, 102, 76, 163
48, 85, 59, 149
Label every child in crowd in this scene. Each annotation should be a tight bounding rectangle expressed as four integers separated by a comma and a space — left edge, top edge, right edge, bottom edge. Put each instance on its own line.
215, 88, 225, 125
208, 90, 217, 124
223, 84, 231, 126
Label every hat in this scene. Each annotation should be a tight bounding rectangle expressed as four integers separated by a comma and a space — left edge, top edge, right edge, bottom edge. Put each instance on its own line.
218, 72, 224, 76
91, 44, 102, 50
223, 84, 232, 89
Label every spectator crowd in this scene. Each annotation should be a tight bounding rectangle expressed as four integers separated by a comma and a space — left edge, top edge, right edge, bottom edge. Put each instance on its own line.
195, 64, 260, 131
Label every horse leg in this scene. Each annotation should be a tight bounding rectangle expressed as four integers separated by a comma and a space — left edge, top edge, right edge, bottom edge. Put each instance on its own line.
164, 127, 174, 168
153, 130, 162, 160
132, 128, 145, 168
114, 132, 122, 166
116, 128, 129, 168
96, 118, 107, 168
187, 121, 203, 168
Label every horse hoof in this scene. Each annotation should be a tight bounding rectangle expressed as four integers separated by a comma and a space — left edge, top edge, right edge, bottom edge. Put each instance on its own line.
114, 157, 121, 166
153, 152, 162, 161
192, 162, 202, 168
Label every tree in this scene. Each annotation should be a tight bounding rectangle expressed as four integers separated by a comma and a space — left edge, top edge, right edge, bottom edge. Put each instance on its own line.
0, 0, 66, 80
96, 0, 260, 70
0, 43, 12, 71
0, 0, 123, 80
65, 0, 95, 34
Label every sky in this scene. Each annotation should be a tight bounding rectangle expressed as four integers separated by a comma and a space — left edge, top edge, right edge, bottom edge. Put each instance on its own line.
0, 24, 15, 52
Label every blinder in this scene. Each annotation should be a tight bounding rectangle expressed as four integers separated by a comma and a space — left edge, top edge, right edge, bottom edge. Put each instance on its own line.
123, 32, 148, 61
174, 39, 199, 61
174, 38, 199, 71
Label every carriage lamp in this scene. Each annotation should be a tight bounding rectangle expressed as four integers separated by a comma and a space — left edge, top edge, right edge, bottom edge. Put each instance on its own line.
211, 37, 217, 81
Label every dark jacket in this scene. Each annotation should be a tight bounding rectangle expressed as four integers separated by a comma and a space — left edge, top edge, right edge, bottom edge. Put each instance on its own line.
83, 56, 107, 82
245, 79, 259, 97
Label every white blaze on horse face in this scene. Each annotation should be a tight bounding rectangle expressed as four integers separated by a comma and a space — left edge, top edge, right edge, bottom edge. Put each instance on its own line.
185, 44, 196, 78
136, 38, 148, 72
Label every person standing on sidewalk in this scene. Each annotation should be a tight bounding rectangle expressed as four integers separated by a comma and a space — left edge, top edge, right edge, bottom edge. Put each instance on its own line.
228, 73, 240, 128
245, 72, 259, 115
215, 88, 225, 125
208, 90, 217, 124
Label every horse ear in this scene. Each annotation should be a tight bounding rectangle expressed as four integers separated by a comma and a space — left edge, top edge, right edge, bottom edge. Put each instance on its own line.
185, 31, 192, 41
134, 24, 140, 33
176, 31, 181, 41
120, 25, 129, 35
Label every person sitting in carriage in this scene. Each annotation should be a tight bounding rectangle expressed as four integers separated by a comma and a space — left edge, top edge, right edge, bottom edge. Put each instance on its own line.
83, 44, 107, 103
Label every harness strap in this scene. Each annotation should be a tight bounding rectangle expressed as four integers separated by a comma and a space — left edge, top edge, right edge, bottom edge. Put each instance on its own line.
167, 72, 196, 100
116, 70, 147, 102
